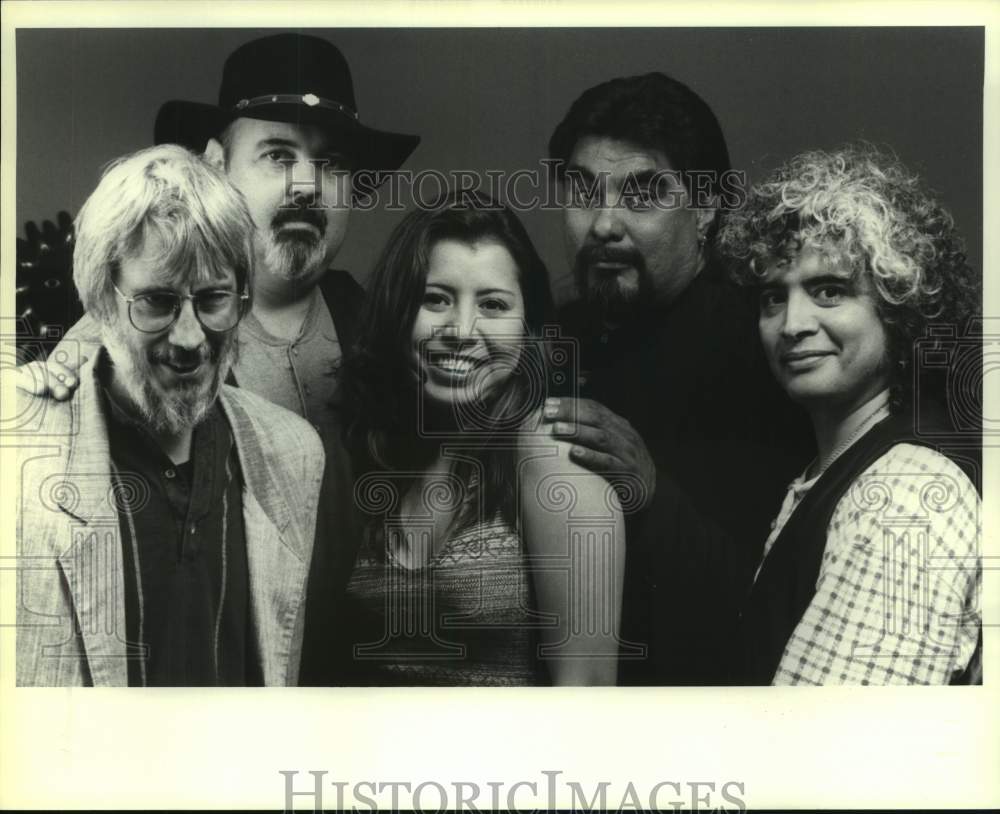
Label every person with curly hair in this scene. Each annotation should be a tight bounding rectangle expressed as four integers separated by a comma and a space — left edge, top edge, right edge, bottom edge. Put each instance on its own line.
718, 144, 982, 684
307, 193, 626, 686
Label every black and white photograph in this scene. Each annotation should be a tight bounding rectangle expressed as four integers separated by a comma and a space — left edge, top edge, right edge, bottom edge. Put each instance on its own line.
2, 1, 997, 810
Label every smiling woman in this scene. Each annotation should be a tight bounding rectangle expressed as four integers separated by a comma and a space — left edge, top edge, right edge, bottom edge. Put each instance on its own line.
313, 193, 626, 686
410, 239, 528, 409
719, 144, 982, 685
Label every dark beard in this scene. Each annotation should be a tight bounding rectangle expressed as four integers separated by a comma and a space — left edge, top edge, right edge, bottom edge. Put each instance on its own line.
573, 245, 648, 324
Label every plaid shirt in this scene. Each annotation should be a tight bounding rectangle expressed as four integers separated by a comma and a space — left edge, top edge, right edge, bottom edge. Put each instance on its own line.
757, 443, 981, 685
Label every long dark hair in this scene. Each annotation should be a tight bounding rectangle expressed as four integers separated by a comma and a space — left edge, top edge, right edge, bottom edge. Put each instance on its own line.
340, 192, 556, 534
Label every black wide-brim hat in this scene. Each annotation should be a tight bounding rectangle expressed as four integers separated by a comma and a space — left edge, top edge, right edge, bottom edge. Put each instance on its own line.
154, 33, 419, 174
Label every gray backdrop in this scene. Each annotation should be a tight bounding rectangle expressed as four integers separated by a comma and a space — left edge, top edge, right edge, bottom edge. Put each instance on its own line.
16, 27, 983, 304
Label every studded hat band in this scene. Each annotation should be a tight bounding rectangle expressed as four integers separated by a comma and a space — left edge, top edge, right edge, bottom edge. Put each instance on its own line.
233, 93, 359, 121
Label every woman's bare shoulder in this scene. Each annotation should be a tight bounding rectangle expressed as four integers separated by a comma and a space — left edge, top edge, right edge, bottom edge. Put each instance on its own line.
516, 406, 574, 471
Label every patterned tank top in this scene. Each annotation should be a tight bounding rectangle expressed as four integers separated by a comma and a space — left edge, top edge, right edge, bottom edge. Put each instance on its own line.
340, 514, 545, 685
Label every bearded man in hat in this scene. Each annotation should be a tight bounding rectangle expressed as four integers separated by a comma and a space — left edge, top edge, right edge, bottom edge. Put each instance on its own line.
155, 33, 419, 439
29, 33, 418, 443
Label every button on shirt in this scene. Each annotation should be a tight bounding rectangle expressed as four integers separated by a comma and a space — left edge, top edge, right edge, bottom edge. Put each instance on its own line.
754, 471, 821, 583
101, 384, 260, 687
232, 288, 343, 438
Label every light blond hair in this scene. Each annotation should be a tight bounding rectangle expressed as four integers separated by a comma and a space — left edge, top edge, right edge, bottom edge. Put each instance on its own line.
73, 144, 255, 322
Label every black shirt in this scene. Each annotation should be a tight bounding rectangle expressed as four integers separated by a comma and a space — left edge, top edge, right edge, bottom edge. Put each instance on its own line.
101, 377, 260, 686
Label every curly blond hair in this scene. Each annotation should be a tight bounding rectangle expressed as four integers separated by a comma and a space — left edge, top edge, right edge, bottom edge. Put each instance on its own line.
719, 143, 979, 410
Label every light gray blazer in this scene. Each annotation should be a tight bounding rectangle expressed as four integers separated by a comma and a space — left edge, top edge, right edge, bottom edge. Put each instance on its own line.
15, 352, 325, 686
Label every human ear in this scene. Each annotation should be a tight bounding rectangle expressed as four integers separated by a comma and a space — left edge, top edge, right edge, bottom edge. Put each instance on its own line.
694, 205, 717, 246
203, 138, 225, 170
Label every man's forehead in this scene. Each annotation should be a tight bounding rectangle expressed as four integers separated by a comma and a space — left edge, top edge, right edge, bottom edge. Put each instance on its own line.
567, 135, 673, 176
121, 230, 237, 289
227, 117, 349, 154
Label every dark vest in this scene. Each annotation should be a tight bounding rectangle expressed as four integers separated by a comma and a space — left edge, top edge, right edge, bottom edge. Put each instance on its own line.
736, 410, 980, 685
317, 268, 366, 353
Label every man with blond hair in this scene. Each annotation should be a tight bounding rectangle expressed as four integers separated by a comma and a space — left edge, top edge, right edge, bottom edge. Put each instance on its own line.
16, 145, 325, 686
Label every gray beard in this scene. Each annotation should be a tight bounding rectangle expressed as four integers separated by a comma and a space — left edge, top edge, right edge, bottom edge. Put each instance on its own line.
257, 230, 328, 281
101, 324, 237, 436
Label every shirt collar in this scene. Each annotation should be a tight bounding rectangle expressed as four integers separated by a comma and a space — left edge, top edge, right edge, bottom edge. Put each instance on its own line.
239, 286, 322, 346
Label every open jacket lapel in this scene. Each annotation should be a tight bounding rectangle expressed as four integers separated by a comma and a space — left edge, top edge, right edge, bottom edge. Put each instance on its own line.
53, 356, 129, 686
34, 365, 312, 687
220, 389, 310, 686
